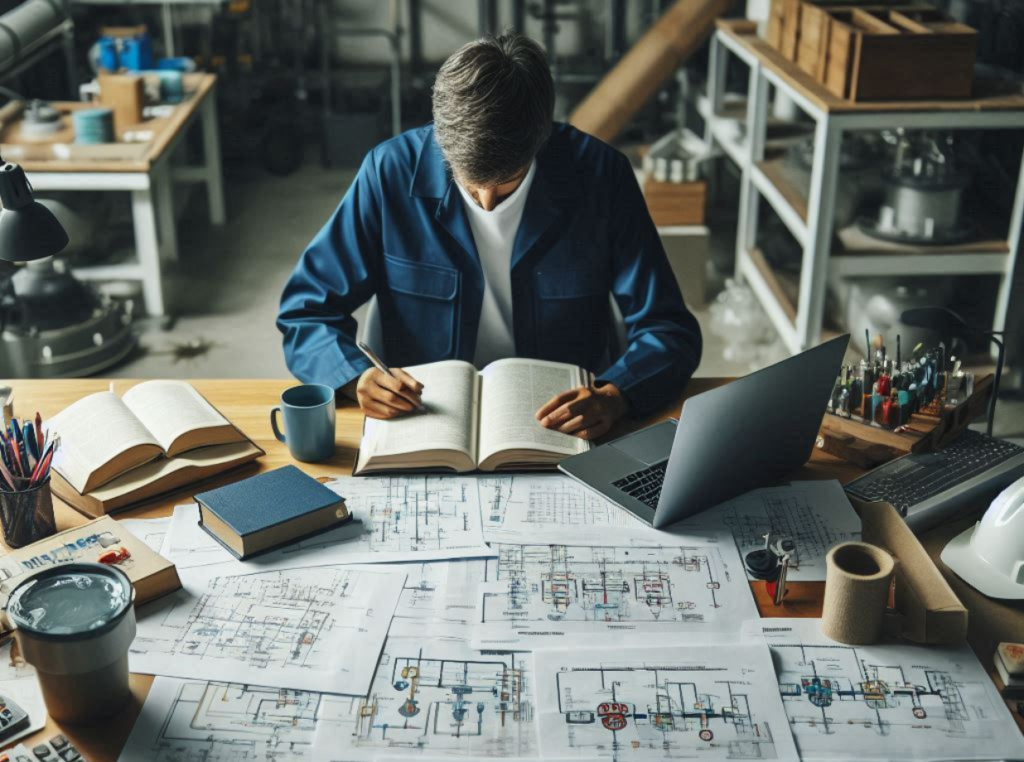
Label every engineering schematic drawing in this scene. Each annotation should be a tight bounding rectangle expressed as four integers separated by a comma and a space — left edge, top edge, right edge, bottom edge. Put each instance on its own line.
535, 644, 798, 761
752, 619, 1024, 761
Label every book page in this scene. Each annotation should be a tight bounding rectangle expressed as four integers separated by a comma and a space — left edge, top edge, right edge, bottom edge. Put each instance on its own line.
122, 381, 231, 453
363, 361, 479, 460
49, 392, 160, 493
478, 358, 589, 463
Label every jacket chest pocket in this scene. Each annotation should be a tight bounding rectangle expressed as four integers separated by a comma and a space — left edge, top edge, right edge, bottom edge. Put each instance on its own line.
382, 254, 459, 364
533, 266, 610, 365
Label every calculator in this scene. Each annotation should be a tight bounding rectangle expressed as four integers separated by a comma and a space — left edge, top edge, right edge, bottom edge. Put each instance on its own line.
0, 695, 29, 744
2, 734, 87, 762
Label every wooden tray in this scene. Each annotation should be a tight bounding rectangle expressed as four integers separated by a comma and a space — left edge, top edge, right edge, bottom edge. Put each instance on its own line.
817, 373, 994, 468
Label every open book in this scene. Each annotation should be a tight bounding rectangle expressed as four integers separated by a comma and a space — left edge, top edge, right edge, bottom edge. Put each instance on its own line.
48, 381, 263, 515
354, 358, 593, 475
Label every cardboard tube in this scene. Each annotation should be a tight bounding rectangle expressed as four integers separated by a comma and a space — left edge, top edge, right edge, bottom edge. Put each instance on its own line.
569, 0, 735, 142
821, 542, 895, 645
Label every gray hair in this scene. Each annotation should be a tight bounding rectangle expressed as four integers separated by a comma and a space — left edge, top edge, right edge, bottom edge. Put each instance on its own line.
432, 33, 554, 187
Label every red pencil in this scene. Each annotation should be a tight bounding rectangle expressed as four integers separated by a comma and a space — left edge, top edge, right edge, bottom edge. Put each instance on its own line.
29, 439, 57, 487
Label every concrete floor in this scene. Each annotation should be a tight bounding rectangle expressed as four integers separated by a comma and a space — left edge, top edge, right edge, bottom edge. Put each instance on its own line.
104, 157, 1024, 440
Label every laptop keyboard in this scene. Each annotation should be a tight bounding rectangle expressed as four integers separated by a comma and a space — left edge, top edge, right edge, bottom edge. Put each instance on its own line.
612, 461, 668, 509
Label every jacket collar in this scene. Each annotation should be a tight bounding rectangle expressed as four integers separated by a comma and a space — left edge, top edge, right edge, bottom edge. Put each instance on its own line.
410, 125, 583, 268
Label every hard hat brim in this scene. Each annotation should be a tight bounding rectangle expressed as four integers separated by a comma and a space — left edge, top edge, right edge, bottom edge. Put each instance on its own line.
941, 523, 1024, 600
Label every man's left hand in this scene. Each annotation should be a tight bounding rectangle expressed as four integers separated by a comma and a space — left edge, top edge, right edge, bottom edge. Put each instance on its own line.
536, 383, 629, 441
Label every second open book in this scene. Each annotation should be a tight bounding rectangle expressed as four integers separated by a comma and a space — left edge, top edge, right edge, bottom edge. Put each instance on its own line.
354, 358, 593, 474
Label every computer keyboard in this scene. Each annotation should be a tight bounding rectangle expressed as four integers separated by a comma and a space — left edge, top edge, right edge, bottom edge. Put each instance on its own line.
845, 429, 1024, 532
612, 461, 668, 509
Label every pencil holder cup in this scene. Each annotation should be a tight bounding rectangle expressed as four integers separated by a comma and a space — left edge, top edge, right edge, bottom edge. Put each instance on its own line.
0, 478, 57, 549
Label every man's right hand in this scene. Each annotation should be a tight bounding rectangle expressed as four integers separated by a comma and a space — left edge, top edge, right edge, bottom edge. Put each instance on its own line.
343, 367, 425, 420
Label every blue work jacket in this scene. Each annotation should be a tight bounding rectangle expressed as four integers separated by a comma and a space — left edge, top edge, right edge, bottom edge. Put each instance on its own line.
277, 123, 702, 416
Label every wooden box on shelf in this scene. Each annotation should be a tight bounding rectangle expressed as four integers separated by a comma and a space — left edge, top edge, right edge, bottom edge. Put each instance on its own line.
765, 0, 977, 101
643, 178, 707, 227
817, 374, 994, 468
825, 8, 977, 100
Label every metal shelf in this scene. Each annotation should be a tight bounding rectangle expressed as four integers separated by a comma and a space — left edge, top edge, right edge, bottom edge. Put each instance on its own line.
702, 20, 1024, 355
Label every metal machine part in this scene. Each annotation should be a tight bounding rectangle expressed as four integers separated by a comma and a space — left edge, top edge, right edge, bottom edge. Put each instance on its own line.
19, 99, 60, 139
860, 130, 975, 245
1, 259, 136, 377
829, 277, 955, 358
788, 132, 887, 228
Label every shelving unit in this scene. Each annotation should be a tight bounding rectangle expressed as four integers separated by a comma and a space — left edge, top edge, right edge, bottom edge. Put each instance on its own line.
702, 19, 1024, 354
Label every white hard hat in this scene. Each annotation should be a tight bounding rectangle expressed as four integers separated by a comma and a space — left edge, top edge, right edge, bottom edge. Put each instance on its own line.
941, 477, 1024, 600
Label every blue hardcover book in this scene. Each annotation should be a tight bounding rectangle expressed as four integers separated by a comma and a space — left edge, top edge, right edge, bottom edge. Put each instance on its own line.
195, 465, 349, 560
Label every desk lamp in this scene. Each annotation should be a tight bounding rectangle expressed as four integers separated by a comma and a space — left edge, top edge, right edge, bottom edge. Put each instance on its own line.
900, 306, 1004, 437
0, 154, 136, 377
0, 156, 68, 262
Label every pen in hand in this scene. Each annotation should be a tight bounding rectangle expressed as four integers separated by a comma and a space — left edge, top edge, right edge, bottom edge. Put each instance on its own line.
356, 341, 426, 412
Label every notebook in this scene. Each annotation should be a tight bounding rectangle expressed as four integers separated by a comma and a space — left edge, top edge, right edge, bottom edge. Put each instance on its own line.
195, 466, 351, 560
354, 357, 593, 475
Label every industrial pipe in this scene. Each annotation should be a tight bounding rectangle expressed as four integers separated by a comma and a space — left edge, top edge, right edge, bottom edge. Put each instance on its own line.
570, 0, 734, 142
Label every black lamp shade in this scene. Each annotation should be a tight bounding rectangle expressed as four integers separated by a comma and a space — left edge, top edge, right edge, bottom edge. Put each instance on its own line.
0, 161, 68, 263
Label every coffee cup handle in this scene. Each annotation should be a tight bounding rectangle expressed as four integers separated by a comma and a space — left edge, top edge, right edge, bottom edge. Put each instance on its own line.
270, 406, 286, 443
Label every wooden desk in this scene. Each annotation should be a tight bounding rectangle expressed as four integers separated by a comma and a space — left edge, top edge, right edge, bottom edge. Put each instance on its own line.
0, 377, 1013, 758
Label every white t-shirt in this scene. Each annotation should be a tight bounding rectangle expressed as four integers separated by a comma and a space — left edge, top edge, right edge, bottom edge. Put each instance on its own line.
455, 161, 537, 368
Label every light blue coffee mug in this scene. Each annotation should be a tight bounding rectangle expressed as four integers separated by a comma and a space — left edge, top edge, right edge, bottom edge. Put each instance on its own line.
270, 384, 336, 463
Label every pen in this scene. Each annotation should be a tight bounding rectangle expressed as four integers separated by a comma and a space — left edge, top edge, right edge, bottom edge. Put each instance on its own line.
23, 422, 37, 466
0, 451, 13, 491
7, 438, 22, 477
9, 418, 21, 455
356, 341, 425, 411
29, 436, 58, 488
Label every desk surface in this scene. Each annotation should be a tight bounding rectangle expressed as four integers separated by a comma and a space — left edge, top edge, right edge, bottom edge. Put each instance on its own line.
0, 377, 1015, 758
0, 74, 216, 174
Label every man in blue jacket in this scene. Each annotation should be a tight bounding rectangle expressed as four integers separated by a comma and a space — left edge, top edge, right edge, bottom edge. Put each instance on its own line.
278, 33, 701, 440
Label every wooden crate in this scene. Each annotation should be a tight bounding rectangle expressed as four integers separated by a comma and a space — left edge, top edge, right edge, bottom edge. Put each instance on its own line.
837, 8, 977, 100
767, 0, 786, 47
764, 1, 977, 102
643, 179, 707, 227
796, 2, 832, 76
780, 0, 803, 59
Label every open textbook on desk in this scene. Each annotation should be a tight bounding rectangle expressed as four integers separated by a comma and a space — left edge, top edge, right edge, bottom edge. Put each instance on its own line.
49, 380, 263, 516
355, 358, 593, 474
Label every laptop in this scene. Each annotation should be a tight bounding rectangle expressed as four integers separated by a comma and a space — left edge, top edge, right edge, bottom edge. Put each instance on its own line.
558, 334, 849, 528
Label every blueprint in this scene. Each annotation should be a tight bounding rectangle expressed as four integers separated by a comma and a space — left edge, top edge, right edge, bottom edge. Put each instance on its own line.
479, 476, 859, 581
534, 643, 799, 760
749, 619, 1024, 761
674, 480, 861, 581
390, 559, 486, 624
130, 563, 405, 695
314, 621, 538, 760
118, 516, 171, 553
471, 532, 758, 650
163, 476, 493, 570
480, 475, 651, 542
118, 677, 325, 762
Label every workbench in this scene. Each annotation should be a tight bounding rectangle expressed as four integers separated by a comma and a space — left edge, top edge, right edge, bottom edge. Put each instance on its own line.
1, 376, 1020, 758
0, 74, 225, 317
